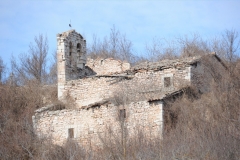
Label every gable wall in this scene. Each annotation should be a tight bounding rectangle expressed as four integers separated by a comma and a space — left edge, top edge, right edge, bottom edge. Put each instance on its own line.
191, 55, 226, 93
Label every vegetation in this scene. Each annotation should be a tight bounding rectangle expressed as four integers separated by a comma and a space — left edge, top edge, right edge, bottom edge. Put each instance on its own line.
0, 28, 239, 159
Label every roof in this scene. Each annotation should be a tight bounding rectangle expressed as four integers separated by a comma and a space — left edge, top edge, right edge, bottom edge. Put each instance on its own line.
81, 100, 109, 110
83, 53, 225, 79
125, 52, 226, 74
85, 55, 202, 78
79, 87, 190, 109
145, 87, 190, 102
135, 87, 190, 102
130, 55, 202, 72
34, 86, 189, 112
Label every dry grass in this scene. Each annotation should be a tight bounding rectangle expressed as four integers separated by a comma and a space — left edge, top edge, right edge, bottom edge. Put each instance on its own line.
1, 60, 240, 159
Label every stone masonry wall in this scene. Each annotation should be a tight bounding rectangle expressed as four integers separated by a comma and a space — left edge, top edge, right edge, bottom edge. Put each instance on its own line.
61, 65, 191, 108
86, 58, 130, 75
57, 30, 87, 99
191, 54, 226, 93
58, 58, 131, 100
33, 101, 163, 148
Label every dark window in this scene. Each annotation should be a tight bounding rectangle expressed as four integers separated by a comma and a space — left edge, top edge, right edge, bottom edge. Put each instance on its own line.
120, 109, 126, 120
77, 43, 81, 49
69, 42, 73, 56
69, 42, 73, 49
77, 43, 81, 55
164, 77, 171, 87
68, 128, 74, 138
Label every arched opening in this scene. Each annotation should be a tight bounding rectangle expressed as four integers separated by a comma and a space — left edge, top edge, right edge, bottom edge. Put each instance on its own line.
77, 43, 82, 58
69, 42, 73, 56
77, 43, 81, 49
77, 43, 81, 55
69, 42, 73, 66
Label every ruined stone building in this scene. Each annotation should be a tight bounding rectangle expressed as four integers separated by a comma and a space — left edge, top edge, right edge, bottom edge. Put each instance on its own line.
32, 30, 226, 148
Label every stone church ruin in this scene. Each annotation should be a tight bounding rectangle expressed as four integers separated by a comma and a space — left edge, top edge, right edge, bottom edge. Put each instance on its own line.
32, 29, 226, 148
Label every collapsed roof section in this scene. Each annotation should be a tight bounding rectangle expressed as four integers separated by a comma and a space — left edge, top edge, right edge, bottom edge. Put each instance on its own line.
80, 87, 191, 110
57, 29, 85, 40
131, 56, 201, 72
88, 53, 222, 78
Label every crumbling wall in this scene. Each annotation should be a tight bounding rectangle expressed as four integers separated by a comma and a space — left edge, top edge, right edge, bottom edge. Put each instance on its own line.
64, 77, 118, 107
58, 58, 131, 101
60, 65, 191, 108
191, 54, 226, 93
32, 101, 163, 148
57, 30, 87, 99
86, 58, 130, 75
133, 66, 191, 90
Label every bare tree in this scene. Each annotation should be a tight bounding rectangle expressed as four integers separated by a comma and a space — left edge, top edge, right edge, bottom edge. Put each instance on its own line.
221, 29, 240, 62
47, 51, 57, 84
145, 37, 164, 61
88, 25, 135, 63
109, 25, 120, 57
145, 38, 178, 62
11, 34, 49, 84
0, 56, 5, 83
177, 33, 211, 57
119, 33, 134, 63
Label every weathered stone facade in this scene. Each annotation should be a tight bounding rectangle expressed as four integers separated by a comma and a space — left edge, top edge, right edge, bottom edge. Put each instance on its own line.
57, 30, 87, 98
33, 101, 163, 147
33, 30, 225, 148
61, 65, 191, 108
86, 58, 130, 75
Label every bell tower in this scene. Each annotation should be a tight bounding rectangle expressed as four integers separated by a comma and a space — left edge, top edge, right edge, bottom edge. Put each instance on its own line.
57, 29, 87, 98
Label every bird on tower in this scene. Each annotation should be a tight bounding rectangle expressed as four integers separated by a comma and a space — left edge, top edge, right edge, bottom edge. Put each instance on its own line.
69, 20, 72, 28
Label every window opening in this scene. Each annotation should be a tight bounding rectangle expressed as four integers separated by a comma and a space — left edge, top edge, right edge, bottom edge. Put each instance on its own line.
68, 128, 74, 138
77, 43, 81, 49
120, 109, 126, 120
69, 42, 73, 56
77, 43, 81, 55
164, 77, 171, 87
69, 42, 73, 49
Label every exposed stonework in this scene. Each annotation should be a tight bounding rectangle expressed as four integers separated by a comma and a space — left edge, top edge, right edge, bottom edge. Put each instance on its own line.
33, 101, 163, 147
33, 30, 226, 148
62, 65, 191, 108
57, 30, 87, 98
86, 58, 130, 75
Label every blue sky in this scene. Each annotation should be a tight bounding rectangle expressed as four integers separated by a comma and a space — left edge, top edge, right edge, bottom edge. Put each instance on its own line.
1, 0, 240, 69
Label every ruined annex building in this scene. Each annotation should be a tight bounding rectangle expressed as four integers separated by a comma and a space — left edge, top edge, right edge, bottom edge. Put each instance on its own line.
32, 30, 225, 148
